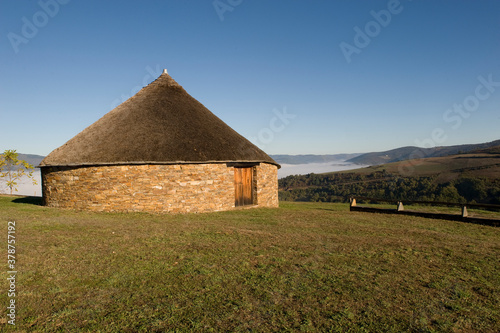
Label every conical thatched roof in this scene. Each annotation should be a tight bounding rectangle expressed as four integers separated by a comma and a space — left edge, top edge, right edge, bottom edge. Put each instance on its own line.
40, 70, 279, 168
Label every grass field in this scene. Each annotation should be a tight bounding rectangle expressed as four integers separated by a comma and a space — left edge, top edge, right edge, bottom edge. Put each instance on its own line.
1, 196, 499, 332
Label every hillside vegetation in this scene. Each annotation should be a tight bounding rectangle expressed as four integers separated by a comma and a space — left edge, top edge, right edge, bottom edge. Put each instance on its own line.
280, 146, 500, 204
1, 197, 499, 332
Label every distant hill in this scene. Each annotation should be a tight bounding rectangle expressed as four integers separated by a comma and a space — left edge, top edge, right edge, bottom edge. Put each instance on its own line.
336, 145, 500, 182
16, 153, 361, 168
1, 153, 45, 170
12, 139, 500, 170
347, 139, 500, 165
279, 145, 500, 204
18, 154, 45, 168
271, 154, 361, 165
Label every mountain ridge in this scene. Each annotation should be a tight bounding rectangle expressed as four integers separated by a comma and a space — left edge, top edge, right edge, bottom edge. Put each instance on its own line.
335, 144, 500, 181
10, 139, 500, 169
279, 145, 500, 204
346, 139, 500, 165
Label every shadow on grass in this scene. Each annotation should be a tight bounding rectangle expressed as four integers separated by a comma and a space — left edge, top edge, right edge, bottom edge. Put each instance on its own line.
12, 196, 43, 206
351, 206, 500, 227
316, 207, 348, 212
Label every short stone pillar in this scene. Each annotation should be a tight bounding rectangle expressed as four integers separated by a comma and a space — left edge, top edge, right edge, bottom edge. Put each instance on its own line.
461, 205, 468, 217
397, 201, 404, 211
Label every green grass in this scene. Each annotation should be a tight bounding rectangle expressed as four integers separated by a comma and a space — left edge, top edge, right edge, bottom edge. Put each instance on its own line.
1, 196, 499, 332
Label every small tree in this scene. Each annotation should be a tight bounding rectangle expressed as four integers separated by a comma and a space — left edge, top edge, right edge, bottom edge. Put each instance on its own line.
0, 150, 37, 195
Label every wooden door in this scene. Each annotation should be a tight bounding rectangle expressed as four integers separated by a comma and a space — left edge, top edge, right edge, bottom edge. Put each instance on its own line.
234, 167, 253, 207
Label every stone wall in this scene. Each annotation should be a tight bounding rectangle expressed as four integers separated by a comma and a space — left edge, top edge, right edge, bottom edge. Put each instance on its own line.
41, 163, 279, 213
255, 163, 279, 208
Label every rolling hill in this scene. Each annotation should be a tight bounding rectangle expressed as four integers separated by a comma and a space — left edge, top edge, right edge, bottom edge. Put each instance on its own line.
18, 153, 45, 167
279, 145, 500, 204
338, 144, 500, 183
13, 139, 499, 170
0, 153, 45, 171
346, 139, 500, 166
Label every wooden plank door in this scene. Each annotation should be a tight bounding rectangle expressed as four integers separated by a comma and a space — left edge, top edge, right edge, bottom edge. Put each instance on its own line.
234, 167, 253, 207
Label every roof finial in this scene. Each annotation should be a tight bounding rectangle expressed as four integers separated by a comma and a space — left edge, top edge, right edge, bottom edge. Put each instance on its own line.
163, 69, 168, 74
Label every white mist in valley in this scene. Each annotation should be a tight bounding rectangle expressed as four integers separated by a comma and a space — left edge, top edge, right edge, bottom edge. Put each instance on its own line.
0, 162, 368, 196
0, 169, 42, 197
278, 161, 368, 178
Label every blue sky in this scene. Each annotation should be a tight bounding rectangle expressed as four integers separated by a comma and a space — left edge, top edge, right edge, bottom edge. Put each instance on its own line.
1, 0, 499, 156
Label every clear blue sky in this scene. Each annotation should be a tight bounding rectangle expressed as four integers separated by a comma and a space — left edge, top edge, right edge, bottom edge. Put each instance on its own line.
1, 0, 499, 156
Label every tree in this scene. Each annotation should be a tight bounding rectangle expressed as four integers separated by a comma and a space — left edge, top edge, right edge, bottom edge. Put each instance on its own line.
454, 177, 487, 203
436, 184, 465, 203
0, 150, 37, 195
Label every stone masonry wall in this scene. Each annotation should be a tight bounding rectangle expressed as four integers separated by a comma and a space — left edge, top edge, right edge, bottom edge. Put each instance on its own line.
255, 163, 279, 208
41, 163, 279, 213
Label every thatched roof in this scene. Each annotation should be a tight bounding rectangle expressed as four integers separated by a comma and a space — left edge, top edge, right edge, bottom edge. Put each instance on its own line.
39, 71, 279, 168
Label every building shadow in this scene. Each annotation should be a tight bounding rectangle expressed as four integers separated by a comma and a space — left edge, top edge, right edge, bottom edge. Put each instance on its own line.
12, 196, 43, 206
